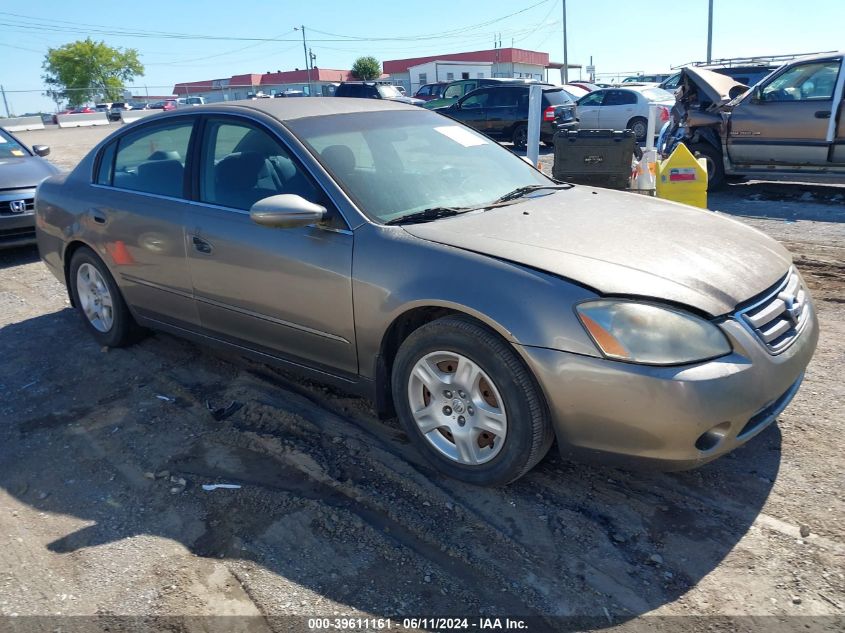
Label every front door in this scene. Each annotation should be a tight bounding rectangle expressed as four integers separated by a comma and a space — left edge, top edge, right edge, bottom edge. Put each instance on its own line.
575, 91, 604, 128
92, 117, 199, 328
448, 89, 492, 134
727, 58, 842, 165
185, 116, 357, 375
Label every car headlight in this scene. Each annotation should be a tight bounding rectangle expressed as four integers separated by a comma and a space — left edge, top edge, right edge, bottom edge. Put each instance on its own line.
575, 300, 731, 365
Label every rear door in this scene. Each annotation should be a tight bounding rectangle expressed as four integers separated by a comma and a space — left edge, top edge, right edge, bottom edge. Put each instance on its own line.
727, 57, 842, 165
184, 116, 357, 374
575, 91, 604, 128
597, 89, 638, 129
484, 87, 522, 139
91, 117, 199, 328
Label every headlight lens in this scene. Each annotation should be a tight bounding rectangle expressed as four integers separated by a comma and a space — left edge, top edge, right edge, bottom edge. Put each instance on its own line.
575, 300, 731, 365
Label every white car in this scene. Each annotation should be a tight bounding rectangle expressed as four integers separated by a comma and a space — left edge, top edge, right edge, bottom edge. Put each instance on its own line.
575, 86, 675, 140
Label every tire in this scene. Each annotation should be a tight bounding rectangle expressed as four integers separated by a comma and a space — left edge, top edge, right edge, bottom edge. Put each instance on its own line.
685, 142, 726, 190
391, 316, 554, 486
68, 246, 142, 348
512, 125, 528, 150
627, 117, 648, 142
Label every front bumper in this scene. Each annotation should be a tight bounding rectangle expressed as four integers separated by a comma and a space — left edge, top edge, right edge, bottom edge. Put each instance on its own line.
518, 301, 819, 470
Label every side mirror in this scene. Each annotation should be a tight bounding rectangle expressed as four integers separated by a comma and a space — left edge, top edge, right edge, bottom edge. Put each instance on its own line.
250, 194, 327, 229
32, 145, 50, 157
751, 87, 763, 103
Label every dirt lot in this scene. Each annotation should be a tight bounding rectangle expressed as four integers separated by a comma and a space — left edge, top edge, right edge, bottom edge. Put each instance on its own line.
1, 124, 843, 632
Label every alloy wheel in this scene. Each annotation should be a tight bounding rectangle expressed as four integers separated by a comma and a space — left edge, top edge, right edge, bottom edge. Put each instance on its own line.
407, 351, 508, 465
76, 263, 114, 333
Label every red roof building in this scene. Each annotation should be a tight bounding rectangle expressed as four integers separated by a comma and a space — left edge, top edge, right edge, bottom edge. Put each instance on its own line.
172, 68, 358, 100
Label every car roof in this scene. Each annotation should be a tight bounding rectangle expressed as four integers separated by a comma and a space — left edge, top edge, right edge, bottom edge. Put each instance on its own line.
151, 97, 417, 122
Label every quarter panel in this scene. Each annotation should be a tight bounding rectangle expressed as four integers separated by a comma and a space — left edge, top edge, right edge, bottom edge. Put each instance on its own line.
352, 224, 602, 380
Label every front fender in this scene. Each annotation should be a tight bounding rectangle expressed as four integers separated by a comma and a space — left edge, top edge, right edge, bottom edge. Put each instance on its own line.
352, 224, 602, 380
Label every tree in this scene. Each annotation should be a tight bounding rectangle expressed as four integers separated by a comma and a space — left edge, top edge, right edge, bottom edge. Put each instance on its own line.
43, 39, 143, 107
351, 56, 382, 81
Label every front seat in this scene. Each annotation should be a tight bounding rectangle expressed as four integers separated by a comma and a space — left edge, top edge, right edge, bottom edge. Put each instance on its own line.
213, 151, 276, 209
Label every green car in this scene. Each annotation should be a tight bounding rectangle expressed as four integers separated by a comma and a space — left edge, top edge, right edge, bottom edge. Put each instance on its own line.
424, 78, 537, 110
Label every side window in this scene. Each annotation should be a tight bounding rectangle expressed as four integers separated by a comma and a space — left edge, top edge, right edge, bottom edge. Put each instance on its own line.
619, 91, 638, 105
417, 85, 430, 97
444, 84, 463, 99
488, 88, 520, 108
603, 90, 635, 106
200, 119, 322, 212
460, 90, 490, 109
761, 60, 842, 102
578, 91, 605, 106
95, 141, 117, 185
112, 120, 193, 197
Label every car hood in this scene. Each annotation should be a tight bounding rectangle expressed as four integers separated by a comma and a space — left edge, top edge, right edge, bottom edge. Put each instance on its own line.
0, 156, 60, 189
679, 67, 749, 110
402, 187, 792, 316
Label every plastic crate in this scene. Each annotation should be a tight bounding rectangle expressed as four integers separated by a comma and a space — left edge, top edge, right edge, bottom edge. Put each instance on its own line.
552, 129, 637, 190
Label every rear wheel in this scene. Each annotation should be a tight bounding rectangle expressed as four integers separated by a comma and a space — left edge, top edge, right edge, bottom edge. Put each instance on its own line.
69, 247, 142, 347
627, 116, 648, 142
391, 316, 553, 486
686, 142, 725, 189
512, 125, 528, 150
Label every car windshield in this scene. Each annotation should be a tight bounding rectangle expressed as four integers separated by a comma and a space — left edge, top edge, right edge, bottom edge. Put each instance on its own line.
0, 129, 29, 158
288, 110, 550, 223
640, 88, 674, 101
377, 85, 402, 98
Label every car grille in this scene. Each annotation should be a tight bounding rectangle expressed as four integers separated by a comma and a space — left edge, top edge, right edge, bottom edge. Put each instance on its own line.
737, 268, 810, 353
0, 196, 35, 216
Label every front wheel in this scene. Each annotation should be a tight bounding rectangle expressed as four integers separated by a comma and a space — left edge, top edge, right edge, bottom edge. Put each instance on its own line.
685, 142, 725, 190
391, 316, 553, 486
512, 125, 528, 150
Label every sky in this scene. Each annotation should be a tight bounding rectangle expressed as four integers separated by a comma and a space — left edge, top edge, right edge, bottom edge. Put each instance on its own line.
1, 0, 843, 114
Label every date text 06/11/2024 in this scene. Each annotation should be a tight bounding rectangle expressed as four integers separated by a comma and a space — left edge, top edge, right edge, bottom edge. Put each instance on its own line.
307, 617, 529, 630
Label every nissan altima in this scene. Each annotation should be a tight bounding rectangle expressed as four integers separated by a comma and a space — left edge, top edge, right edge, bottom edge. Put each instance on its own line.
35, 99, 818, 486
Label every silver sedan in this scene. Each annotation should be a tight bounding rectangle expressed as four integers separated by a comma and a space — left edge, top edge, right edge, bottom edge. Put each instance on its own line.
35, 99, 817, 486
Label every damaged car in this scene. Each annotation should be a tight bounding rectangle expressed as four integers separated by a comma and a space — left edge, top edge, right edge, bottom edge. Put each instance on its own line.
658, 52, 845, 188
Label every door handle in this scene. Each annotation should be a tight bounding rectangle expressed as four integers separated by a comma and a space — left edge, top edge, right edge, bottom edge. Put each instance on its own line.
815, 110, 831, 119
88, 208, 106, 224
191, 235, 213, 254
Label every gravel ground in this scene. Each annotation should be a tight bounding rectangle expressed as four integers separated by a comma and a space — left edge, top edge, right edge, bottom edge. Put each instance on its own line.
0, 124, 843, 633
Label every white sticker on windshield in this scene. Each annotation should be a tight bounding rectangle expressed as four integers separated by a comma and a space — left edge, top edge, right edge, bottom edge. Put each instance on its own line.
434, 126, 489, 147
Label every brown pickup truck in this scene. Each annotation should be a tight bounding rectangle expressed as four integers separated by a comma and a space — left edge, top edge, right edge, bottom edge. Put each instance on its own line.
659, 52, 845, 188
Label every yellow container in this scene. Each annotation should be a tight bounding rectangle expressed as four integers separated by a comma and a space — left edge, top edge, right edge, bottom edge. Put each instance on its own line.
656, 143, 708, 209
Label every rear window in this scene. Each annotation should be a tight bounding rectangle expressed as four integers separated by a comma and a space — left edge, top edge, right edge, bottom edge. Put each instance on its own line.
542, 89, 574, 106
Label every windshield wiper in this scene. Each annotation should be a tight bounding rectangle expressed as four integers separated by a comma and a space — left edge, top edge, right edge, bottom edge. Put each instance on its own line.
493, 184, 572, 203
385, 207, 473, 225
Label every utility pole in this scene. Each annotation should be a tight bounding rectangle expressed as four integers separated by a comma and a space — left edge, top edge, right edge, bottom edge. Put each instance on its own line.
296, 26, 312, 96
0, 85, 9, 118
562, 0, 569, 84
706, 0, 714, 63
